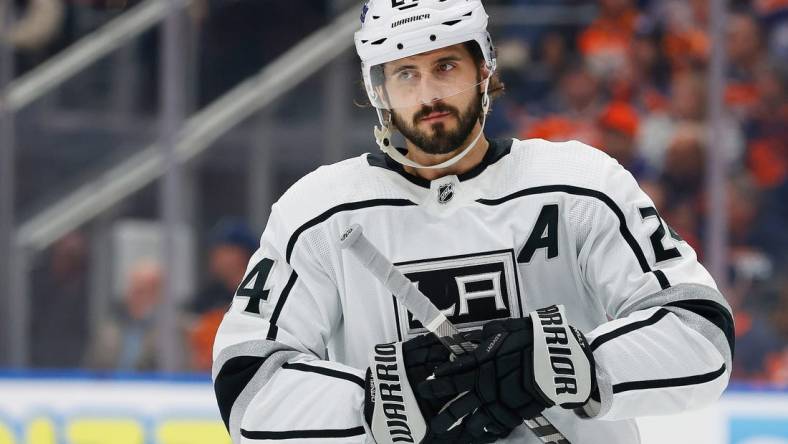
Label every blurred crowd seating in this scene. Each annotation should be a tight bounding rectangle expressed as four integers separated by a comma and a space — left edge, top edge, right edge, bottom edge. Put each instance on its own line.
3, 0, 786, 384
490, 0, 788, 385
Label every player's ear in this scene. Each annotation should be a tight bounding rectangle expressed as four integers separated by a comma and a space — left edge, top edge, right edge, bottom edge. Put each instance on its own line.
478, 64, 491, 94
480, 63, 491, 79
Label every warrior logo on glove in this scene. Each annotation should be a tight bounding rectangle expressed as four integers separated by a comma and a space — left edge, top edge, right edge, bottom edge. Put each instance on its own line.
366, 342, 428, 443
531, 305, 595, 409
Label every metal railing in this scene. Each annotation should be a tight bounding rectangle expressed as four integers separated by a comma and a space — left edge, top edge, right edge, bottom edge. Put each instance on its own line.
16, 5, 359, 252
3, 0, 189, 112
1, 0, 361, 367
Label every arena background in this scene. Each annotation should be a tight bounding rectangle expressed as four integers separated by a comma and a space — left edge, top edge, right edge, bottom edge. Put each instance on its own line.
0, 0, 786, 442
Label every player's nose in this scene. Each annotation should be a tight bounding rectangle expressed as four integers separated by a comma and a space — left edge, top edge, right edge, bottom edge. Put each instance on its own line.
417, 74, 449, 105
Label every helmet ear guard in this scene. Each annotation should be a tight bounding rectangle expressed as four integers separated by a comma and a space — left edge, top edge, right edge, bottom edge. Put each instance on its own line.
373, 108, 393, 148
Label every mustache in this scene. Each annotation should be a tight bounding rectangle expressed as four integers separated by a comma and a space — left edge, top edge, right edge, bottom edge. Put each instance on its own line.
412, 102, 459, 125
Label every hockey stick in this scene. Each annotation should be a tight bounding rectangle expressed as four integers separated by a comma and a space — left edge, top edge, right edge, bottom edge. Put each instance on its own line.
339, 224, 571, 444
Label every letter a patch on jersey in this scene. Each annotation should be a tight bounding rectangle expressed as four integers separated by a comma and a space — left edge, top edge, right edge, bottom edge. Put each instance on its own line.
392, 250, 524, 339
518, 204, 559, 263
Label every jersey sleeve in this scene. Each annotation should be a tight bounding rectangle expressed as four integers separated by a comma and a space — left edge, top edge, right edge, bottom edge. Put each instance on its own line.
212, 203, 367, 443
575, 149, 734, 420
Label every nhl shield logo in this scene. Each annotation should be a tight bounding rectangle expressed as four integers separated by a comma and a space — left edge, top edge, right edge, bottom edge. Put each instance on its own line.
438, 183, 454, 204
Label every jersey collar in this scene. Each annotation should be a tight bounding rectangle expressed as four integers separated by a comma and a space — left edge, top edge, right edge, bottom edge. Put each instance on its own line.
367, 138, 513, 188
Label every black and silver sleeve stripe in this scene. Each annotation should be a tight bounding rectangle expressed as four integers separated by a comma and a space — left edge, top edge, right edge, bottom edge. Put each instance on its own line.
213, 340, 300, 443
613, 283, 734, 364
590, 283, 733, 396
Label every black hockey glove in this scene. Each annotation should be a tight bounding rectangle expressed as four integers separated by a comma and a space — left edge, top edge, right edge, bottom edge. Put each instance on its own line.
417, 305, 596, 442
364, 332, 501, 444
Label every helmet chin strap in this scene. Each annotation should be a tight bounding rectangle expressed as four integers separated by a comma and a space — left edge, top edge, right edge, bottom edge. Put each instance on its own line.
374, 75, 492, 170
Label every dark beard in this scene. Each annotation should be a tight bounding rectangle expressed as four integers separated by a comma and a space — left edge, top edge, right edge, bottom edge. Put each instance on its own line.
390, 92, 482, 155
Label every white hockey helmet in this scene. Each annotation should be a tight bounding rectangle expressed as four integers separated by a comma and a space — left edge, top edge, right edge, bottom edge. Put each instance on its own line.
356, 0, 496, 110
355, 0, 497, 169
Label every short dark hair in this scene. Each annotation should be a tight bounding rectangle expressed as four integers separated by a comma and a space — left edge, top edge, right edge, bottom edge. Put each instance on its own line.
463, 41, 505, 101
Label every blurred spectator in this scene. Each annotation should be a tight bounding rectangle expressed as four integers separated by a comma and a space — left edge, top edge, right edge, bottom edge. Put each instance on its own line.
189, 307, 224, 372
744, 60, 788, 190
662, 122, 706, 201
30, 232, 90, 368
638, 69, 745, 171
652, 122, 706, 253
488, 31, 570, 136
0, 0, 64, 51
522, 60, 603, 144
765, 349, 788, 385
578, 0, 639, 82
85, 260, 188, 371
732, 287, 783, 381
187, 219, 257, 371
730, 172, 788, 271
503, 32, 570, 106
730, 273, 788, 384
549, 59, 604, 119
597, 101, 655, 180
724, 173, 788, 275
609, 17, 670, 112
191, 219, 257, 314
740, 58, 788, 269
764, 13, 788, 63
727, 175, 761, 245
725, 11, 768, 119
658, 0, 710, 71
0, 0, 65, 72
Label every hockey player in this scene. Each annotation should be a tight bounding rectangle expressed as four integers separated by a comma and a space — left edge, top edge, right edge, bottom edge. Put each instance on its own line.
212, 0, 734, 443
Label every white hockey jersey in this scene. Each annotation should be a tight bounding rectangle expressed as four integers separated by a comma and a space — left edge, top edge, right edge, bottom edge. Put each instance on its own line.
212, 138, 734, 443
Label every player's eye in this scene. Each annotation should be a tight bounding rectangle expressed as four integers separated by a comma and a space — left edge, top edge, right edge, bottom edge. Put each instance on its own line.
395, 69, 417, 82
437, 63, 456, 73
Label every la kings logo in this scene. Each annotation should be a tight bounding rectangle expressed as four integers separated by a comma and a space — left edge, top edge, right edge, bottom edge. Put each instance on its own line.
393, 250, 523, 338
